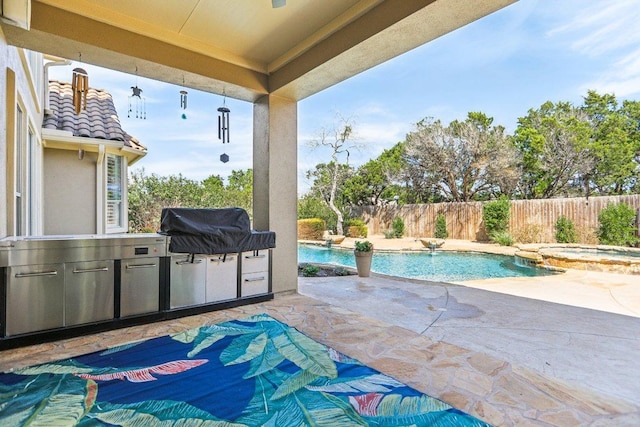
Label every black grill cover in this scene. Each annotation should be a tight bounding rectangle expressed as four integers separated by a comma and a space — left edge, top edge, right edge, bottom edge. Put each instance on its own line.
160, 207, 276, 254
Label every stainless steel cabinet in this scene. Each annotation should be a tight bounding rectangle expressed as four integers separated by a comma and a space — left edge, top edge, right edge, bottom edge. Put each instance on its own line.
241, 251, 269, 297
6, 264, 64, 336
206, 254, 237, 302
170, 255, 206, 309
64, 260, 114, 326
120, 258, 160, 317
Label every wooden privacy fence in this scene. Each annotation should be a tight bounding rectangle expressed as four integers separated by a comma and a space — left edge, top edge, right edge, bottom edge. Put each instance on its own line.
353, 195, 640, 243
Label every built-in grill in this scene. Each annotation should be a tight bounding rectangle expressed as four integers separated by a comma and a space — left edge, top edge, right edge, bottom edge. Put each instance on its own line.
160, 207, 276, 309
160, 207, 275, 255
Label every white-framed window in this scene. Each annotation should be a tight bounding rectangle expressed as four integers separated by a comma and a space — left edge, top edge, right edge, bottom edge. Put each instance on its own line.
14, 103, 39, 236
106, 153, 125, 231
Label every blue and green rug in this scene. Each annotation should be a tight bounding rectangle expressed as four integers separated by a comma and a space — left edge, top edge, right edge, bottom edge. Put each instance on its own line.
0, 314, 491, 426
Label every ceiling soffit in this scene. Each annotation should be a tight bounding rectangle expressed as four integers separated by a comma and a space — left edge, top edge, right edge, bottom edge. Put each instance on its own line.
35, 0, 377, 73
1, 0, 516, 102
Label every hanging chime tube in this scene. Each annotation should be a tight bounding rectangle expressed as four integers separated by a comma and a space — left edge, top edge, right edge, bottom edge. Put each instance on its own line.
72, 68, 89, 114
217, 107, 230, 143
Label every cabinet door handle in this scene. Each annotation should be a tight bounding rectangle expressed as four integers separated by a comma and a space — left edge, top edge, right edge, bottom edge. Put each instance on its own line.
210, 257, 234, 262
73, 267, 109, 273
175, 259, 203, 265
15, 270, 58, 278
244, 255, 266, 259
244, 276, 265, 282
126, 263, 157, 269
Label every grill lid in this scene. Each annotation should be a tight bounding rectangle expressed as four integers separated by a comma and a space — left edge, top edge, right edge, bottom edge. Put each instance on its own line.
160, 208, 275, 254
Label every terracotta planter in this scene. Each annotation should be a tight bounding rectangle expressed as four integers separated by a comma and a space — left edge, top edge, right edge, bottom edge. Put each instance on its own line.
354, 250, 373, 277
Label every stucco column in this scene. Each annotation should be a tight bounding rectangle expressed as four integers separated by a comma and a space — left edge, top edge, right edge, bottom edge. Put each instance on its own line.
253, 94, 298, 293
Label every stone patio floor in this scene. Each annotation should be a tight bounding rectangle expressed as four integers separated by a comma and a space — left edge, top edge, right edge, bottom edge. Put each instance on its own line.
2, 237, 639, 426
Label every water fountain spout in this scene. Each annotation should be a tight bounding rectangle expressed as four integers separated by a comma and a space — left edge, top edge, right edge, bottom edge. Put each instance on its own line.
420, 238, 445, 253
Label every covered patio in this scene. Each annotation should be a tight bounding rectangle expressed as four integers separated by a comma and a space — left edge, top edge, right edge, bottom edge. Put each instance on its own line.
4, 1, 639, 425
1, 275, 638, 425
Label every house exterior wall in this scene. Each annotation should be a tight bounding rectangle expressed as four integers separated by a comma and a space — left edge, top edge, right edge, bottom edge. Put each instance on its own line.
3, 27, 139, 237
43, 148, 97, 235
0, 26, 44, 238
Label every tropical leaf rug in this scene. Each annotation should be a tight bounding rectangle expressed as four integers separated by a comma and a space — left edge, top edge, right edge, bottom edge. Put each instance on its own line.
0, 314, 491, 426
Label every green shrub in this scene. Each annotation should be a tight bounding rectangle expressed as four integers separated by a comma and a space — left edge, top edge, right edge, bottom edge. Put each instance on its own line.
391, 217, 405, 238
490, 231, 513, 246
435, 214, 448, 239
297, 218, 326, 240
347, 225, 368, 238
555, 216, 578, 244
383, 229, 395, 239
597, 203, 639, 247
345, 218, 367, 238
302, 265, 320, 277
345, 218, 364, 227
298, 195, 337, 232
483, 196, 511, 240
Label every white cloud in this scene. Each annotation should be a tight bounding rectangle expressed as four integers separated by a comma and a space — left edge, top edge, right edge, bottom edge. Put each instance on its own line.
546, 0, 640, 99
549, 1, 640, 56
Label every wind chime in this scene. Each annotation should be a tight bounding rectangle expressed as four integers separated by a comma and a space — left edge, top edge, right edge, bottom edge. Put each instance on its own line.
218, 93, 231, 163
180, 90, 188, 119
71, 60, 89, 115
128, 67, 146, 119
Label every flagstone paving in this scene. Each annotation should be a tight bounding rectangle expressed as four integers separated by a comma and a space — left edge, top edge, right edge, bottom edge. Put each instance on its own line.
2, 236, 639, 426
1, 279, 638, 426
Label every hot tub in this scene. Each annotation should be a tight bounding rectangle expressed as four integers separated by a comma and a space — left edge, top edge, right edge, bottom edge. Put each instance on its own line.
516, 244, 640, 275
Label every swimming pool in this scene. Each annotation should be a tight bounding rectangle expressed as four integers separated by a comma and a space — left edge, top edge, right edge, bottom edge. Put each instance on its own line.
298, 244, 555, 282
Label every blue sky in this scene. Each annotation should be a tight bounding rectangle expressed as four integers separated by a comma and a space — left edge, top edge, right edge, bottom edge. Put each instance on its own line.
48, 0, 640, 195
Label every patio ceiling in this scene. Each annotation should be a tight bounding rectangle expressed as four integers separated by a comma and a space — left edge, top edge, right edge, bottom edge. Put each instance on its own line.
1, 0, 516, 102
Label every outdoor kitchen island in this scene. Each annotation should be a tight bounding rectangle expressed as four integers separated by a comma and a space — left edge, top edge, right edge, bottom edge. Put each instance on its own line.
0, 208, 275, 349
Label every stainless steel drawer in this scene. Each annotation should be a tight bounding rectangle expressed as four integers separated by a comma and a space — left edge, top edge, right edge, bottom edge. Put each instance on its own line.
170, 255, 206, 309
206, 254, 237, 302
6, 264, 64, 336
64, 260, 114, 326
241, 272, 269, 297
120, 258, 160, 317
241, 250, 269, 274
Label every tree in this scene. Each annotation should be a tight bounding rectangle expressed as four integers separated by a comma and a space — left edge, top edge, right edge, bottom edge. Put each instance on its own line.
305, 161, 353, 233
225, 169, 253, 213
581, 91, 640, 194
127, 169, 254, 233
201, 174, 226, 207
128, 169, 207, 232
404, 112, 519, 202
307, 115, 359, 234
342, 142, 406, 205
512, 101, 594, 199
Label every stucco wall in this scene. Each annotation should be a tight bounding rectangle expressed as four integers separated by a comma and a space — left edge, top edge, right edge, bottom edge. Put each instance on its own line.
43, 148, 97, 235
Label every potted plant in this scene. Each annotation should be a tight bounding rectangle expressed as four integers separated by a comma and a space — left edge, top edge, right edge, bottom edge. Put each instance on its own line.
354, 240, 373, 277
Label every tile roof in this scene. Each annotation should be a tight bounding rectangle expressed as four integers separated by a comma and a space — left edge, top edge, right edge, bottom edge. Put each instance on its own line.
44, 80, 146, 152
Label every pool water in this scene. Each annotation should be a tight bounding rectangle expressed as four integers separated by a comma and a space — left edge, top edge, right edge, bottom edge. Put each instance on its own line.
542, 247, 640, 260
298, 245, 555, 282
